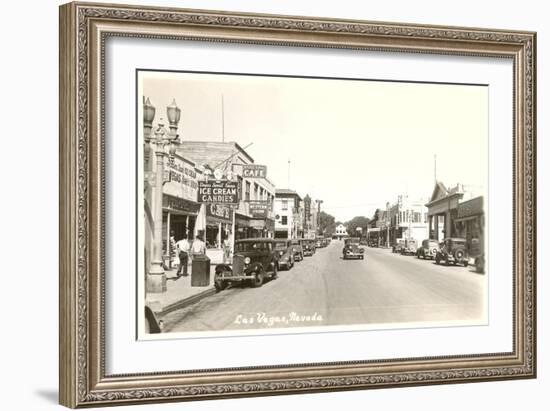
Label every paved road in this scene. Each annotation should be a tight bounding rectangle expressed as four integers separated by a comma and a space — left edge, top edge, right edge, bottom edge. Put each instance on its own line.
161, 241, 485, 333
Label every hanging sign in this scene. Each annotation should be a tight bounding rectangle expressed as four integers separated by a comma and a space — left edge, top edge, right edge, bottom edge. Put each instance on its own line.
198, 181, 239, 204
242, 164, 267, 178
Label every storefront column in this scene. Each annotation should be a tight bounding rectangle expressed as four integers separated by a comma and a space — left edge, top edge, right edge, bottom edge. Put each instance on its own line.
185, 215, 189, 238
166, 211, 171, 268
217, 222, 222, 247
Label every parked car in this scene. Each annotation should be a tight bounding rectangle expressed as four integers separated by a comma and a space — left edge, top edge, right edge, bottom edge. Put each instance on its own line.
214, 238, 278, 290
416, 239, 440, 260
401, 238, 418, 255
342, 237, 365, 260
359, 238, 368, 246
368, 239, 378, 248
392, 239, 405, 253
289, 239, 304, 261
300, 239, 316, 256
435, 238, 469, 267
274, 239, 295, 270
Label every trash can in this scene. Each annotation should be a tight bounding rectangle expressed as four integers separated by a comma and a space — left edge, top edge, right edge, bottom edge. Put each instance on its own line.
191, 255, 211, 287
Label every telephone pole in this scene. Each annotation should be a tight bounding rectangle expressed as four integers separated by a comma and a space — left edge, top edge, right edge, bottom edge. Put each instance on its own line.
221, 94, 225, 142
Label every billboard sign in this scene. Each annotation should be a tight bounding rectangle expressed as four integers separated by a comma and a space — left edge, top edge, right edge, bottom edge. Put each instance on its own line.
206, 203, 233, 223
248, 200, 269, 218
242, 164, 267, 179
198, 181, 239, 204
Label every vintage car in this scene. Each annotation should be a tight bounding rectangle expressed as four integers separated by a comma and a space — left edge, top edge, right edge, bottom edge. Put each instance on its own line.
342, 237, 365, 260
392, 239, 405, 253
368, 239, 378, 248
214, 238, 278, 291
274, 239, 295, 270
315, 237, 328, 248
289, 239, 304, 261
435, 238, 469, 267
400, 238, 418, 255
416, 239, 440, 260
359, 237, 368, 246
300, 239, 316, 256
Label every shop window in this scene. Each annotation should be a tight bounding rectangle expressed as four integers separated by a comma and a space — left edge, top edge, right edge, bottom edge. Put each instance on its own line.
281, 216, 288, 225
245, 181, 250, 202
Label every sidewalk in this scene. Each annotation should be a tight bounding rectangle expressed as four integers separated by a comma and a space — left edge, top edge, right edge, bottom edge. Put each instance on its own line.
146, 249, 227, 316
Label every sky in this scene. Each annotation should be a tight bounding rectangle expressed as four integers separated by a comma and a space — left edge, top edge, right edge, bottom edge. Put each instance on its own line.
141, 71, 488, 222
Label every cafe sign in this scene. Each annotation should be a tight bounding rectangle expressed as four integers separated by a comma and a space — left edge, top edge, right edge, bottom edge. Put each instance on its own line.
242, 164, 267, 179
198, 181, 239, 204
248, 200, 270, 218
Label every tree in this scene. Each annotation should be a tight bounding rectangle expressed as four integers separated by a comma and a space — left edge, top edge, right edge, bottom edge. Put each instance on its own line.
318, 211, 336, 236
345, 216, 371, 237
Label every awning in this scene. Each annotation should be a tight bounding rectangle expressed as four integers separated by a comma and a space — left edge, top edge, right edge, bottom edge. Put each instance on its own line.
235, 213, 251, 227
454, 216, 478, 223
162, 194, 201, 215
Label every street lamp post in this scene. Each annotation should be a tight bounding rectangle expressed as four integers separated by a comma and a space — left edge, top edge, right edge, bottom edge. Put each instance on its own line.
146, 99, 181, 293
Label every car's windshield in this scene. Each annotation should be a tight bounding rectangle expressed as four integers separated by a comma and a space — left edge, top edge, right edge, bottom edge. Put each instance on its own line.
345, 238, 360, 244
235, 242, 272, 252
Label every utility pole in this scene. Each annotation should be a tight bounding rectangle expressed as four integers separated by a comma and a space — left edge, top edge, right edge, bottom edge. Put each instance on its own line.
288, 159, 291, 188
221, 94, 225, 143
434, 154, 437, 183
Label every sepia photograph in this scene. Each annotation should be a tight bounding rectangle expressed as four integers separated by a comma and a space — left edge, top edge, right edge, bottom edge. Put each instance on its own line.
138, 70, 488, 338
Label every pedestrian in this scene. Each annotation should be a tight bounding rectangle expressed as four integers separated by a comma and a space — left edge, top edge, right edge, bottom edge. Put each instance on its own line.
175, 235, 190, 277
223, 235, 232, 263
191, 234, 206, 258
169, 230, 177, 269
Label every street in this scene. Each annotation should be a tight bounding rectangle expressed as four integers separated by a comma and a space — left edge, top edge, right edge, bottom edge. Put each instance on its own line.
161, 240, 485, 333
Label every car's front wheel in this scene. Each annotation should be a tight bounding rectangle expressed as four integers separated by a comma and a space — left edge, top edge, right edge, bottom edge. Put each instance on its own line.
214, 278, 227, 292
250, 270, 264, 288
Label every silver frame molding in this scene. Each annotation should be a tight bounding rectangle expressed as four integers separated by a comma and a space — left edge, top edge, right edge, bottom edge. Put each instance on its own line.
59, 2, 536, 408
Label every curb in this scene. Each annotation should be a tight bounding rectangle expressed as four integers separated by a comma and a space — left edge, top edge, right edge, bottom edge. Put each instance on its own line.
157, 287, 217, 317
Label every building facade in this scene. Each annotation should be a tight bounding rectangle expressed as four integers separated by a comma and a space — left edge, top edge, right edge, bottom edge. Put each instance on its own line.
274, 189, 303, 239
334, 223, 347, 240
302, 194, 319, 239
454, 196, 485, 257
425, 181, 484, 248
178, 141, 276, 247
388, 195, 429, 246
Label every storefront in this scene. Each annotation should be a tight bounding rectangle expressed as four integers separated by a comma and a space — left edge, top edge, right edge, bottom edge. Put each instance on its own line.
235, 213, 252, 240
426, 182, 464, 241
160, 154, 201, 266
205, 203, 233, 248
454, 196, 484, 256
249, 218, 275, 238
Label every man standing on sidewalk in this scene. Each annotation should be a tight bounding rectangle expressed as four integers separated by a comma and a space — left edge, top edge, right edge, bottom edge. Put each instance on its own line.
223, 234, 232, 264
191, 234, 206, 257
175, 235, 190, 277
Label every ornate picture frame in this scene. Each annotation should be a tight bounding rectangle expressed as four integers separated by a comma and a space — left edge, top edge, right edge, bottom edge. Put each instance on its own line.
59, 2, 536, 408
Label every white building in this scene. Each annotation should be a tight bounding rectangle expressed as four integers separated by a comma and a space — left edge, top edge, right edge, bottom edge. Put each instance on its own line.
334, 223, 347, 240
389, 195, 429, 245
274, 189, 302, 239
